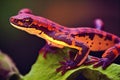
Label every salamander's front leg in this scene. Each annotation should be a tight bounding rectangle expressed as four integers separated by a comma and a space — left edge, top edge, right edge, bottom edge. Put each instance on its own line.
56, 43, 90, 75
93, 43, 120, 69
39, 43, 58, 58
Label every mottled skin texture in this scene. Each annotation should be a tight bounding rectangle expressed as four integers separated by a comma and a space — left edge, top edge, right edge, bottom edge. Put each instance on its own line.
10, 8, 120, 75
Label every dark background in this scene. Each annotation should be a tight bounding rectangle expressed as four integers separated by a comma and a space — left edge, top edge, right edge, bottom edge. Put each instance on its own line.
0, 0, 120, 75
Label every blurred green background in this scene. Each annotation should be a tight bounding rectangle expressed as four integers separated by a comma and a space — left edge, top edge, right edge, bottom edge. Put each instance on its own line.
0, 0, 120, 75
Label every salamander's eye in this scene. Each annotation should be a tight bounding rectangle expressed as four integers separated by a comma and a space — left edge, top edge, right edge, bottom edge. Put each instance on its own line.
22, 17, 33, 27
23, 17, 33, 22
25, 19, 30, 22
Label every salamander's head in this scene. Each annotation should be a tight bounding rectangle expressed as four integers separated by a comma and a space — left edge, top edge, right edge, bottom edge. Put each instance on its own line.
10, 8, 34, 28
9, 8, 53, 36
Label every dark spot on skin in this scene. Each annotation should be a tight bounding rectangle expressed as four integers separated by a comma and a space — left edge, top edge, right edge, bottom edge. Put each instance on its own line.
78, 33, 86, 37
90, 45, 92, 47
97, 33, 104, 38
71, 32, 93, 40
99, 42, 101, 45
58, 29, 62, 32
91, 42, 94, 44
86, 42, 89, 44
88, 33, 95, 40
77, 33, 95, 40
71, 34, 76, 38
114, 38, 120, 43
104, 34, 112, 41
106, 43, 109, 46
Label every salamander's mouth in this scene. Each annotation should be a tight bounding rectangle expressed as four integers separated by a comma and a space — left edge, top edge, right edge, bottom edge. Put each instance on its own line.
10, 17, 38, 33
10, 17, 24, 27
10, 17, 53, 39
10, 17, 33, 28
10, 22, 27, 31
10, 22, 44, 36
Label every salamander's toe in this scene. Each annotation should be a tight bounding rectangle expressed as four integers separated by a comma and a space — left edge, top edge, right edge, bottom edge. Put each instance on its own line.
56, 60, 77, 75
93, 58, 111, 69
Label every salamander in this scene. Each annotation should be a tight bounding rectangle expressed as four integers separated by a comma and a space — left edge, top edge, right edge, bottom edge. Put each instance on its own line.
9, 8, 120, 75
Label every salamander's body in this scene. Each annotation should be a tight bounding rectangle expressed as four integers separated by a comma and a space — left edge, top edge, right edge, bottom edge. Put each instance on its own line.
10, 8, 120, 74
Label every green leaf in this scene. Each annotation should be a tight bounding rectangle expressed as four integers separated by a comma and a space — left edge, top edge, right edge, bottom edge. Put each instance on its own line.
23, 48, 120, 80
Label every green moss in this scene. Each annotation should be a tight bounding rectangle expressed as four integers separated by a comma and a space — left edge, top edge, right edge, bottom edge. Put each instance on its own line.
23, 48, 120, 80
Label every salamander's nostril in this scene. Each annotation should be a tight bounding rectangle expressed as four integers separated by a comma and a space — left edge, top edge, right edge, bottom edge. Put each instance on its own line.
10, 17, 19, 25
10, 17, 14, 22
